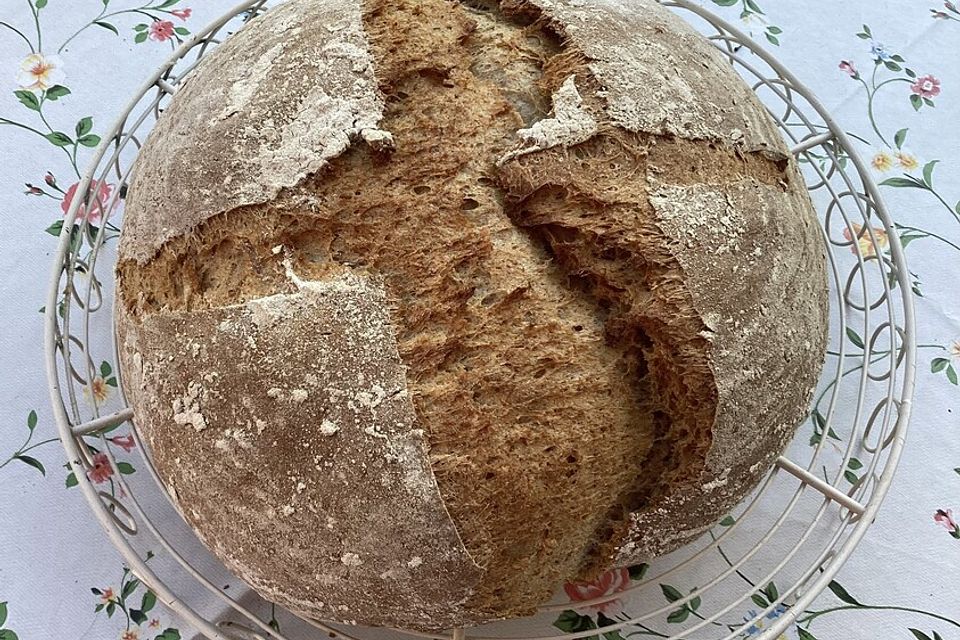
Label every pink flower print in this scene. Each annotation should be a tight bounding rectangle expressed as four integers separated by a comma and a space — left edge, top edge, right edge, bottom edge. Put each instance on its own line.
934, 509, 956, 529
171, 8, 192, 20
109, 434, 136, 452
61, 180, 114, 223
842, 223, 888, 258
911, 75, 941, 98
934, 0, 960, 19
149, 20, 175, 41
563, 567, 631, 613
88, 452, 114, 484
935, 509, 960, 538
99, 587, 116, 604
839, 60, 858, 78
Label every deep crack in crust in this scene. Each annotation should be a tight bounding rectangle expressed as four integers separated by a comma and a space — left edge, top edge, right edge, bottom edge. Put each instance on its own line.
117, 0, 828, 629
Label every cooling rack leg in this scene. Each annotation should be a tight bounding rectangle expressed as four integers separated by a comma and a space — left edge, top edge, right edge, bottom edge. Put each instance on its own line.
775, 456, 866, 515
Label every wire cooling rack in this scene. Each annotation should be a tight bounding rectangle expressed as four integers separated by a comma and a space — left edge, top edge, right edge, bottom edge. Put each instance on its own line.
44, 1, 916, 639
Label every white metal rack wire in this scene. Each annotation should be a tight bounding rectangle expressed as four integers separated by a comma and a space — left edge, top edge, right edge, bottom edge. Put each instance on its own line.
44, 2, 916, 639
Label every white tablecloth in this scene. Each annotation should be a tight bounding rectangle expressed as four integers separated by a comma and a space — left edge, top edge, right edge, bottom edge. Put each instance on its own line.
1, 1, 958, 639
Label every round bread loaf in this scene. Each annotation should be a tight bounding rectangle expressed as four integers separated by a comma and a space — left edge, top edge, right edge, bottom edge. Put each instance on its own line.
116, 0, 828, 630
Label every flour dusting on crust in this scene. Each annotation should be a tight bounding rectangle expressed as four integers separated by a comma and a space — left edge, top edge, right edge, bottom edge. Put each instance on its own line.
171, 381, 208, 432
121, 0, 391, 265
116, 271, 482, 627
499, 76, 598, 163
522, 0, 782, 148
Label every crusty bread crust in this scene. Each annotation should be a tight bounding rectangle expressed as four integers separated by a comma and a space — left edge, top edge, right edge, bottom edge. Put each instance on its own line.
514, 0, 829, 564
117, 273, 484, 626
117, 0, 827, 629
120, 0, 391, 266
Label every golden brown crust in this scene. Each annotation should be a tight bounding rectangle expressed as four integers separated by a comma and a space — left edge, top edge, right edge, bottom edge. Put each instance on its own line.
123, 0, 657, 621
509, 0, 828, 562
121, 0, 391, 265
515, 0, 784, 148
615, 174, 826, 562
117, 273, 483, 628
116, 0, 828, 628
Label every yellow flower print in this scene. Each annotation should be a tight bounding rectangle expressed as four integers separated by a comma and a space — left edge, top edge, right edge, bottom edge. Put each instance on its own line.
895, 150, 920, 171
871, 150, 894, 172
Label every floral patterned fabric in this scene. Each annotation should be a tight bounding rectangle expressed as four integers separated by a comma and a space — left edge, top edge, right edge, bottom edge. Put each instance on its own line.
0, 1, 958, 639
